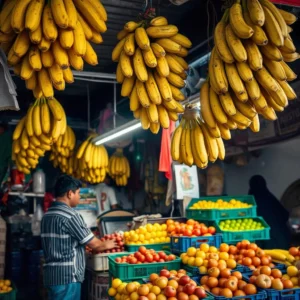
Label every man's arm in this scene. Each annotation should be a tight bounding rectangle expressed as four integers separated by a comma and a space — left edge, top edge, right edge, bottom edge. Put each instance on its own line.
87, 237, 117, 253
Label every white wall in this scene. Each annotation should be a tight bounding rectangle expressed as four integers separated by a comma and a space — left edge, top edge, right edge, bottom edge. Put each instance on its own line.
225, 137, 300, 200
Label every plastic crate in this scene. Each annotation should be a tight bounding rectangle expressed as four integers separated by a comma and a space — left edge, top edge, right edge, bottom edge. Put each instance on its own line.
262, 287, 300, 300
0, 284, 17, 300
171, 234, 222, 254
108, 252, 181, 280
186, 196, 257, 221
207, 290, 267, 300
86, 252, 128, 272
214, 217, 270, 243
125, 243, 170, 252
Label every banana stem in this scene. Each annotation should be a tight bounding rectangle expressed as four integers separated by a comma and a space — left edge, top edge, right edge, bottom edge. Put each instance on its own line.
222, 9, 229, 23
241, 0, 247, 12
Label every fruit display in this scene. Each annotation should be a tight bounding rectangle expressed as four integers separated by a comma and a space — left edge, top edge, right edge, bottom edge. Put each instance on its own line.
114, 247, 176, 264
180, 243, 238, 273
108, 270, 208, 300
0, 0, 107, 97
108, 148, 131, 186
190, 198, 252, 210
86, 232, 125, 254
68, 135, 109, 184
219, 218, 265, 231
112, 16, 191, 133
124, 223, 170, 245
0, 279, 13, 294
171, 106, 226, 169
248, 266, 300, 290
49, 126, 76, 173
198, 0, 298, 163
200, 269, 259, 297
167, 219, 216, 237
12, 97, 67, 173
263, 247, 297, 266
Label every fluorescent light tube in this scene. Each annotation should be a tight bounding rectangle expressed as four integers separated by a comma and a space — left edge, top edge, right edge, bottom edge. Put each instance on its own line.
93, 119, 142, 146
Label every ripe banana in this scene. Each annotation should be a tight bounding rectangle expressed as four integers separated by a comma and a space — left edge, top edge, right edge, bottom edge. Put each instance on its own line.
133, 48, 148, 82
243, 39, 262, 71
200, 81, 216, 129
146, 25, 178, 39
210, 87, 228, 124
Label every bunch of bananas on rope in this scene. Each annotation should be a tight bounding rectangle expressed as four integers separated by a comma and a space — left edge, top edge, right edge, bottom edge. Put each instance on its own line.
112, 16, 192, 134
171, 107, 225, 169
108, 148, 130, 186
200, 0, 298, 145
12, 97, 67, 173
50, 126, 76, 173
0, 0, 107, 98
69, 136, 109, 184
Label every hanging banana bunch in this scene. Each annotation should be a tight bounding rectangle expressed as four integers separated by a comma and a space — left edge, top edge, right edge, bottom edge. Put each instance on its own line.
67, 136, 109, 184
0, 0, 107, 98
50, 126, 76, 173
12, 97, 67, 173
112, 16, 191, 134
171, 106, 225, 169
108, 148, 130, 186
198, 0, 298, 163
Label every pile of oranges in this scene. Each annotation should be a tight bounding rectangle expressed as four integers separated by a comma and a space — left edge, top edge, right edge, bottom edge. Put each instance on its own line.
166, 219, 216, 237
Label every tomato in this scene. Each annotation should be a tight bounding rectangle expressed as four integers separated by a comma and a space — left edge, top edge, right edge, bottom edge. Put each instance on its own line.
183, 284, 196, 295
201, 226, 208, 234
167, 254, 176, 261
145, 253, 153, 263
179, 275, 190, 286
139, 254, 145, 263
208, 226, 216, 234
158, 252, 167, 260
184, 229, 193, 236
194, 287, 206, 299
192, 229, 201, 236
153, 254, 160, 262
139, 246, 147, 255
164, 286, 176, 297
160, 269, 170, 278
115, 257, 121, 263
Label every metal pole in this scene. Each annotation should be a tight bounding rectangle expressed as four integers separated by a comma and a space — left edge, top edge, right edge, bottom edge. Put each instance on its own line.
87, 84, 90, 130
113, 83, 117, 129
188, 36, 213, 55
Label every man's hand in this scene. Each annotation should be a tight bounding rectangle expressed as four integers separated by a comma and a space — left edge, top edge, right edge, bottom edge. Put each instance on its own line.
102, 239, 118, 250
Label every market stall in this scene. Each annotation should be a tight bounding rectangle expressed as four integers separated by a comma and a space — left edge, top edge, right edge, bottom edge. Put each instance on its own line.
0, 0, 299, 299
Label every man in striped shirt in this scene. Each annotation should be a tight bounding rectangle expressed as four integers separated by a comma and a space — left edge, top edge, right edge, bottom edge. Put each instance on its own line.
41, 175, 116, 300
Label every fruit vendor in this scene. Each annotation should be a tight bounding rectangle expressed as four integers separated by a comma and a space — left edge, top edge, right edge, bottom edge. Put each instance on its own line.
41, 175, 117, 300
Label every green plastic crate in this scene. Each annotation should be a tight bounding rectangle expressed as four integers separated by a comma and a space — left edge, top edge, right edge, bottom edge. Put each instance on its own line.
186, 196, 257, 221
214, 216, 270, 243
125, 243, 170, 252
0, 284, 16, 300
108, 252, 181, 281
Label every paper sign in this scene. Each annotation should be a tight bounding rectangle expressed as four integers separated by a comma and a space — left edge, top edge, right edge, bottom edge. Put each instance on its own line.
174, 165, 199, 199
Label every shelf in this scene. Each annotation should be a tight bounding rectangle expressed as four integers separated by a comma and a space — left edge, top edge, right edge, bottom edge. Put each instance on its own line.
8, 192, 45, 198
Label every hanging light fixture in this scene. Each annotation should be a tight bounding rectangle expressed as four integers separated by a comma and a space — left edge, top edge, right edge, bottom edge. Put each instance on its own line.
92, 119, 142, 146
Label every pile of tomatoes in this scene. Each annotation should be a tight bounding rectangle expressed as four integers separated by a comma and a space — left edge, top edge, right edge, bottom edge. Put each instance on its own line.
166, 219, 216, 237
114, 246, 176, 264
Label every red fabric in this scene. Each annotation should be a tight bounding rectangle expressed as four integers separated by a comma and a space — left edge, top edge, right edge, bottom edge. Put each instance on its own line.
271, 0, 300, 6
159, 121, 175, 180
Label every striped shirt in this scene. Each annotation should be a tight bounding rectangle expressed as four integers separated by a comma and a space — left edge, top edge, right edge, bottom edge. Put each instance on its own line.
41, 201, 94, 286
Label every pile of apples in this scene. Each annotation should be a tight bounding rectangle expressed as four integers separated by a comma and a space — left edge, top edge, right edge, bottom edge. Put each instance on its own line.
108, 269, 208, 300
248, 265, 300, 290
166, 219, 216, 237
114, 246, 176, 264
201, 269, 258, 298
86, 232, 125, 254
190, 198, 252, 210
232, 240, 275, 270
181, 243, 237, 273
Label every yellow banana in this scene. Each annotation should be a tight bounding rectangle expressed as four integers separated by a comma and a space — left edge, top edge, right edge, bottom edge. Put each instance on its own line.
38, 37, 51, 52
63, 67, 74, 83
154, 71, 172, 101
245, 77, 260, 101
246, 0, 265, 26
156, 38, 182, 54
263, 90, 284, 112
236, 62, 253, 82
124, 21, 141, 32
169, 33, 192, 49
183, 123, 193, 166
165, 54, 184, 74
142, 47, 157, 68
281, 35, 296, 54
52, 40, 69, 69
43, 5, 58, 42
13, 117, 26, 141
243, 39, 262, 71
41, 49, 54, 68
135, 27, 150, 51
76, 138, 90, 159
129, 85, 140, 112
268, 85, 288, 107
229, 0, 254, 39
219, 93, 236, 116
51, 0, 69, 28
13, 30, 31, 58
168, 111, 179, 122
33, 101, 42, 137
73, 20, 87, 57
260, 43, 282, 62
150, 16, 168, 26
210, 87, 228, 124
25, 105, 34, 137
123, 33, 135, 56
83, 41, 98, 66
120, 51, 133, 78
211, 48, 228, 94
121, 76, 135, 97
112, 38, 126, 62
11, 0, 32, 33
230, 110, 252, 127
280, 61, 297, 81
225, 63, 246, 95
63, 0, 77, 29
262, 5, 284, 47
263, 56, 287, 81
281, 51, 300, 63
157, 105, 170, 129
225, 22, 247, 56
38, 68, 53, 99
255, 67, 279, 93
146, 25, 178, 39
25, 73, 37, 90
25, 0, 45, 32
29, 47, 42, 71
41, 100, 51, 134
140, 108, 150, 130
0, 0, 16, 30
136, 79, 150, 108
150, 122, 160, 134
202, 124, 219, 162
278, 9, 297, 25
49, 63, 63, 85
68, 47, 84, 71
233, 97, 257, 119
77, 13, 93, 40
145, 70, 162, 105
59, 29, 74, 49
20, 54, 34, 80
146, 103, 159, 124
192, 122, 208, 164
200, 81, 216, 128
133, 48, 148, 82
167, 72, 185, 88
252, 91, 268, 111
277, 80, 296, 101
216, 138, 225, 161
264, 250, 287, 261
170, 84, 185, 101
218, 123, 231, 140
156, 56, 170, 78
116, 63, 124, 84
250, 114, 260, 133
151, 43, 166, 58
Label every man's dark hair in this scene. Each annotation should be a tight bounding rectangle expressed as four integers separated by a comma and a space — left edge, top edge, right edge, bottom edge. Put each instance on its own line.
54, 175, 82, 198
